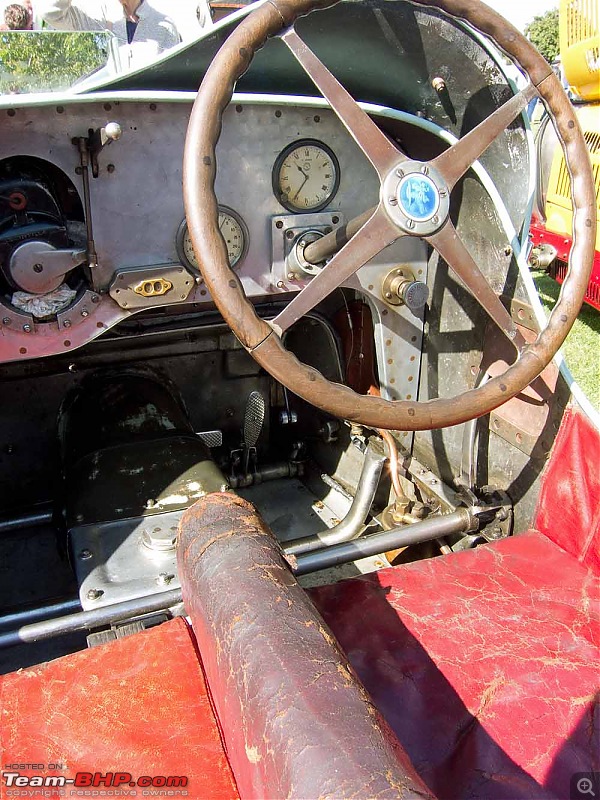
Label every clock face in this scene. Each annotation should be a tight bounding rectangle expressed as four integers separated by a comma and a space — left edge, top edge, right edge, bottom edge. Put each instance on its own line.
273, 140, 340, 213
177, 206, 248, 273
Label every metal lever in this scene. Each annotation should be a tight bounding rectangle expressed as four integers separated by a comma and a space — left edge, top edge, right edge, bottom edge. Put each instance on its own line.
88, 122, 122, 178
278, 386, 298, 425
9, 241, 87, 294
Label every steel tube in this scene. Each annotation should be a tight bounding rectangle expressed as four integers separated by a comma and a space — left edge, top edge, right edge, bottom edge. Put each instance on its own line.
0, 508, 53, 535
0, 589, 183, 650
303, 207, 375, 265
229, 461, 299, 489
0, 597, 81, 631
292, 509, 474, 575
285, 444, 387, 556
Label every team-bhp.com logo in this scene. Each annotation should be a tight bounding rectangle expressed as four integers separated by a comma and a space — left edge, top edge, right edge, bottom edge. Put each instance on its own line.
2, 770, 188, 797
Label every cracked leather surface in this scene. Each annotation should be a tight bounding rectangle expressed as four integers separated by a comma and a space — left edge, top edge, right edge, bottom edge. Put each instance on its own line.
311, 530, 600, 800
0, 618, 239, 799
535, 405, 600, 572
177, 492, 435, 800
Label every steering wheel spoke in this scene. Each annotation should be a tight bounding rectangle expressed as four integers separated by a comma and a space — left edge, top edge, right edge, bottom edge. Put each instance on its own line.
427, 221, 527, 350
280, 27, 404, 178
271, 206, 400, 334
430, 83, 538, 191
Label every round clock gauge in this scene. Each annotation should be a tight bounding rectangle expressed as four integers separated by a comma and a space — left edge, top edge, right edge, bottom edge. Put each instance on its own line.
273, 139, 340, 213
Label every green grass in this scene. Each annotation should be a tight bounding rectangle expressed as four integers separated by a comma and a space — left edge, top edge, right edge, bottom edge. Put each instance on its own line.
532, 270, 600, 410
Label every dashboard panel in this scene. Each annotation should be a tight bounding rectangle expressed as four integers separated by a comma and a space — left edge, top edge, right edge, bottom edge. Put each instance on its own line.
2, 98, 381, 288
0, 95, 429, 371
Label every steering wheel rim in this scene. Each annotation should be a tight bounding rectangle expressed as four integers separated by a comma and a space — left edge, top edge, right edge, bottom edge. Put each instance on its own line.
183, 0, 596, 431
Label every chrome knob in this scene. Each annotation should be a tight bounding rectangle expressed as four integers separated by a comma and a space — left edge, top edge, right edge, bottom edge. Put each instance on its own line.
381, 266, 429, 312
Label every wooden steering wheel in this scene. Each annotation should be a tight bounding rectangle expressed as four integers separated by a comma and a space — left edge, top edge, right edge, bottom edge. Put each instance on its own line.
183, 0, 596, 430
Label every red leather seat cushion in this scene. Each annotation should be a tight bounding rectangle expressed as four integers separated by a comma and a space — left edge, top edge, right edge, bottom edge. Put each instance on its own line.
310, 530, 600, 800
0, 618, 239, 799
535, 405, 600, 572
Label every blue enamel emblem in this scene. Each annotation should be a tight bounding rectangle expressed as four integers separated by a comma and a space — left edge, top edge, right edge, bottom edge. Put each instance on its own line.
397, 173, 439, 221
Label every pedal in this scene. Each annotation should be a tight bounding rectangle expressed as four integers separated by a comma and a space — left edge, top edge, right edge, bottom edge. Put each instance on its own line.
242, 391, 265, 475
196, 429, 223, 448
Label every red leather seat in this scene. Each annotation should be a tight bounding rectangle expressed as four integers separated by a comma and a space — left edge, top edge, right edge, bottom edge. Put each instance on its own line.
311, 407, 600, 800
311, 531, 599, 799
0, 618, 240, 799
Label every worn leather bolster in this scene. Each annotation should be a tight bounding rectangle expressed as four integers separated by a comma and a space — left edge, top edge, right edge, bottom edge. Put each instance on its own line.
177, 492, 435, 800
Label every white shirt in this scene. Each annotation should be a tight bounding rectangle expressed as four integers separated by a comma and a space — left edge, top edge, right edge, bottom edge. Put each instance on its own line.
37, 0, 181, 64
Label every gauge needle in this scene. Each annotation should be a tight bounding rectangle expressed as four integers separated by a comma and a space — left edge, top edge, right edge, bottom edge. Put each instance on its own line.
294, 166, 309, 201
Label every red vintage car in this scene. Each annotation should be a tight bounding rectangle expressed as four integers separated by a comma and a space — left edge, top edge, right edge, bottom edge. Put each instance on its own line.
0, 1, 598, 799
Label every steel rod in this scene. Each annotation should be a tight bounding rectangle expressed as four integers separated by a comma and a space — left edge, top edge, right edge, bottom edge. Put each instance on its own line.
0, 508, 53, 534
0, 597, 81, 631
292, 509, 474, 575
0, 589, 183, 650
303, 206, 375, 265
285, 444, 387, 556
0, 512, 474, 648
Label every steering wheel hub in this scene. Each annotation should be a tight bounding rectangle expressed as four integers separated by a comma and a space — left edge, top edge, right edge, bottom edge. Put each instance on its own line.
382, 161, 449, 236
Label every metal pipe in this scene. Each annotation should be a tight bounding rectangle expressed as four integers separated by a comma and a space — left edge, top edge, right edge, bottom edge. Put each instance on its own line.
377, 428, 410, 504
229, 461, 300, 489
0, 507, 53, 535
303, 206, 376, 265
0, 589, 183, 650
292, 509, 475, 575
285, 444, 387, 556
0, 597, 81, 631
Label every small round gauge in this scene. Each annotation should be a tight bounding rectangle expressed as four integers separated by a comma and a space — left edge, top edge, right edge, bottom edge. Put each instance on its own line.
176, 206, 248, 272
273, 139, 340, 213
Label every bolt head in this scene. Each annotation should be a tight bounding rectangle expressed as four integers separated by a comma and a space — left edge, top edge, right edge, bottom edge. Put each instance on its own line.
86, 588, 104, 601
79, 549, 93, 560
142, 526, 177, 552
406, 219, 416, 230
81, 309, 89, 317
395, 168, 404, 178
2, 318, 10, 325
22, 324, 32, 333
63, 320, 71, 328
